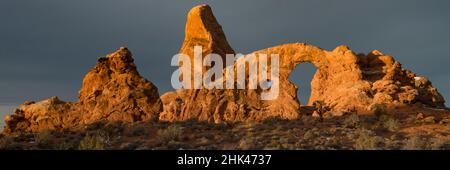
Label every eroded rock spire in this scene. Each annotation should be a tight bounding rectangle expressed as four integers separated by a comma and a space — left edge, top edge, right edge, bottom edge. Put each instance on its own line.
3, 47, 163, 134
180, 4, 234, 58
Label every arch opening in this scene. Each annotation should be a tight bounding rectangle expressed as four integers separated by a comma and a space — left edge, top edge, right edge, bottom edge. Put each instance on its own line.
288, 62, 317, 106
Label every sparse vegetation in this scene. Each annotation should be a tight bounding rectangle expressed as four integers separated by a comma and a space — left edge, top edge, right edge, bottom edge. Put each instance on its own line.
149, 113, 160, 123
262, 116, 285, 125
2, 113, 450, 150
354, 128, 383, 150
372, 104, 388, 119
403, 135, 425, 150
429, 138, 450, 150
312, 100, 329, 115
303, 128, 318, 140
344, 114, 360, 128
56, 141, 76, 150
34, 130, 53, 149
158, 125, 183, 143
86, 121, 107, 131
213, 123, 232, 131
104, 121, 125, 136
0, 136, 14, 150
129, 124, 148, 136
382, 118, 399, 132
78, 131, 110, 150
237, 137, 257, 150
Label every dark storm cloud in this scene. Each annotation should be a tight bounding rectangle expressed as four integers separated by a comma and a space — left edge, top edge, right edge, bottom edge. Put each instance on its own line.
0, 0, 449, 106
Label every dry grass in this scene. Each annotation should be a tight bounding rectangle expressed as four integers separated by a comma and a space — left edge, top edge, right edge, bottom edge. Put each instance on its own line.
0, 136, 14, 150
56, 141, 76, 150
429, 138, 450, 150
383, 118, 399, 132
403, 135, 425, 150
158, 125, 183, 143
34, 130, 53, 149
344, 114, 360, 128
303, 128, 318, 140
103, 121, 125, 136
354, 128, 383, 150
2, 111, 450, 150
78, 131, 110, 150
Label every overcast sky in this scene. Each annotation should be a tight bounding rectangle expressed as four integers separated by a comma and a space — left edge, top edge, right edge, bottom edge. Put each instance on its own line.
1, 0, 449, 113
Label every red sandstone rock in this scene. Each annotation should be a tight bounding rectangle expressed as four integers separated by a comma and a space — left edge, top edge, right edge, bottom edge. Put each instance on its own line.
2, 4, 446, 134
159, 4, 446, 123
3, 47, 162, 134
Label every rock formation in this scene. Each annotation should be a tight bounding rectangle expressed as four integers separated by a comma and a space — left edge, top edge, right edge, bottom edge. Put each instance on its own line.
159, 4, 445, 122
2, 4, 446, 134
3, 47, 162, 134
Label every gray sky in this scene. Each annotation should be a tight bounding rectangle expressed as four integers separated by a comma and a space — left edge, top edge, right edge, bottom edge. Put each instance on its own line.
0, 105, 14, 128
1, 0, 449, 111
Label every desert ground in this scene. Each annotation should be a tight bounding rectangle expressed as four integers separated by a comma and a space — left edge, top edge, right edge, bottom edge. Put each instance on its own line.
2, 104, 449, 150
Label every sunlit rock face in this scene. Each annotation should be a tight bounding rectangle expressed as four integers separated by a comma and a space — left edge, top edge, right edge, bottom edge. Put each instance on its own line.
2, 4, 445, 134
3, 48, 162, 134
159, 4, 445, 122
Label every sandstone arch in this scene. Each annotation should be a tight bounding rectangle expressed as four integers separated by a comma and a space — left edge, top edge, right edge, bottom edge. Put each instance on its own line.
159, 4, 445, 122
2, 4, 446, 134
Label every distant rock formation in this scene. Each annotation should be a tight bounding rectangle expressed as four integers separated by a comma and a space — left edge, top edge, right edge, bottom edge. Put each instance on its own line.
2, 4, 446, 134
3, 47, 162, 134
159, 4, 445, 122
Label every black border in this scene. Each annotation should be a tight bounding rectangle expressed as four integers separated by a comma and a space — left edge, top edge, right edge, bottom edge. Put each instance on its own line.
1, 150, 449, 169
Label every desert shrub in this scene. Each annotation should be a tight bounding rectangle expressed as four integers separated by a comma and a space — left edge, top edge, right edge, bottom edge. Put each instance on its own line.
34, 130, 53, 149
167, 140, 185, 150
183, 118, 199, 126
382, 118, 400, 132
344, 114, 360, 128
300, 115, 313, 124
280, 142, 295, 150
429, 138, 450, 150
312, 100, 329, 114
103, 121, 125, 136
129, 124, 148, 136
326, 136, 343, 149
266, 134, 295, 150
372, 104, 388, 120
158, 125, 183, 143
0, 137, 14, 150
0, 137, 7, 149
262, 116, 284, 125
78, 131, 110, 150
213, 123, 231, 131
149, 113, 160, 123
56, 141, 76, 150
303, 128, 318, 141
264, 139, 283, 150
237, 137, 258, 150
354, 128, 383, 150
86, 120, 107, 131
403, 136, 425, 150
1, 136, 23, 150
